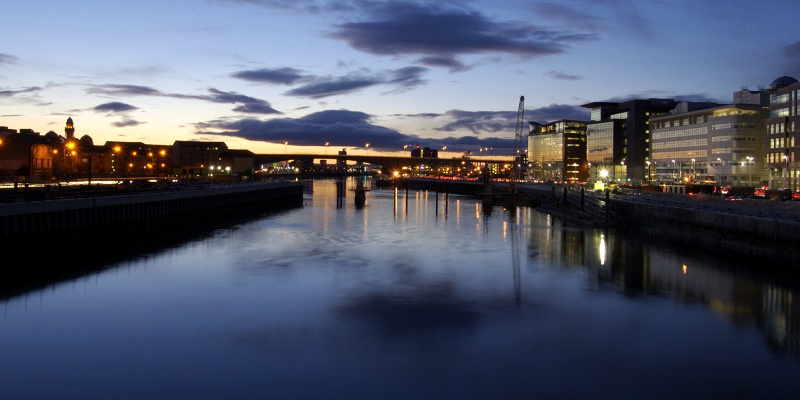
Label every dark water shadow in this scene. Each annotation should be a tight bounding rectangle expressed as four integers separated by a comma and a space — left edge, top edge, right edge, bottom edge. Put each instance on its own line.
0, 205, 302, 300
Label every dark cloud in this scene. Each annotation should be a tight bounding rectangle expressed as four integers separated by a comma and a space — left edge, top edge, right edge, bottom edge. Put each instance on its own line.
780, 40, 800, 75
386, 66, 427, 90
526, 104, 590, 122
781, 41, 800, 61
0, 53, 18, 65
329, 2, 595, 69
285, 76, 381, 98
231, 67, 305, 85
434, 110, 518, 135
112, 119, 142, 128
87, 84, 162, 97
93, 102, 138, 113
284, 67, 427, 98
416, 56, 467, 72
604, 92, 724, 104
0, 86, 41, 97
195, 108, 520, 153
195, 109, 413, 148
205, 88, 281, 114
533, 3, 607, 33
86, 84, 281, 115
546, 70, 581, 80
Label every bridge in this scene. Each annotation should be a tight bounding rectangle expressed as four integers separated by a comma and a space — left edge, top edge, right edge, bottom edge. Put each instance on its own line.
252, 153, 515, 172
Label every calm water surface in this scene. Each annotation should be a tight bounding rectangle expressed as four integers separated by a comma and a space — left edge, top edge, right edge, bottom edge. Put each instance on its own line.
2, 179, 799, 399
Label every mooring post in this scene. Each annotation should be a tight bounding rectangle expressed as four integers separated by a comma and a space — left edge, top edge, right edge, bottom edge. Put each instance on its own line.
335, 180, 343, 208
581, 188, 585, 213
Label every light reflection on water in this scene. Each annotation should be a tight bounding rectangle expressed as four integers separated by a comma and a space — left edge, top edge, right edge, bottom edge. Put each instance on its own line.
1, 178, 799, 399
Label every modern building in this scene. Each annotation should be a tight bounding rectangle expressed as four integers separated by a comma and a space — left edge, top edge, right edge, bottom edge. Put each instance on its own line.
765, 75, 800, 190
649, 89, 767, 186
527, 119, 588, 182
583, 98, 680, 184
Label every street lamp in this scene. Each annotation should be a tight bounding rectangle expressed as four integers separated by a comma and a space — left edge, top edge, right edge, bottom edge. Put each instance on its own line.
691, 158, 696, 182
746, 156, 753, 186
784, 154, 789, 189
284, 141, 288, 154
325, 142, 329, 156
646, 161, 651, 184
717, 158, 722, 184
365, 143, 370, 156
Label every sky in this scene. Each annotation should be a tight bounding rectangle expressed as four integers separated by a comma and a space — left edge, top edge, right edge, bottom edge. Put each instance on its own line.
2, 0, 800, 156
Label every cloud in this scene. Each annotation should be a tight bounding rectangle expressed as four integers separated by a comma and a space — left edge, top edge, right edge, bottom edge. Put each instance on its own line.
195, 109, 413, 148
284, 76, 381, 98
86, 84, 281, 115
329, 2, 596, 69
416, 56, 467, 72
87, 84, 162, 97
112, 119, 143, 128
231, 67, 305, 85
283, 66, 427, 98
780, 40, 800, 75
204, 88, 282, 114
532, 3, 607, 33
93, 102, 139, 113
0, 53, 18, 66
781, 40, 800, 61
0, 86, 42, 97
546, 70, 581, 80
434, 110, 518, 135
526, 104, 590, 122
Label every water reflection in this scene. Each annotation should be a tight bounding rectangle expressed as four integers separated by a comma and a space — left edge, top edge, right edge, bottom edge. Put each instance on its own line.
1, 178, 799, 399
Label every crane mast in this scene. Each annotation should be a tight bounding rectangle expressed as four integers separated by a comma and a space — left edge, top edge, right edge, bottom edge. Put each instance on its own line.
513, 96, 525, 181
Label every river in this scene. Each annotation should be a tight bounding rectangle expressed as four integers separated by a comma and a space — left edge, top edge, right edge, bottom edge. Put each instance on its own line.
1, 178, 799, 399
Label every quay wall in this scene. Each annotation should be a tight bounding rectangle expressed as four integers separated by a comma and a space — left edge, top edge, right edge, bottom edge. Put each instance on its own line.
0, 181, 303, 239
612, 198, 800, 260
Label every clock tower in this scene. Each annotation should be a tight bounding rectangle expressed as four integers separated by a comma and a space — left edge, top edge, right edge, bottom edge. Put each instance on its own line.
65, 116, 75, 140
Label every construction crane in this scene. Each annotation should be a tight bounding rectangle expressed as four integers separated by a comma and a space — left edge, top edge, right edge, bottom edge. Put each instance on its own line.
513, 96, 525, 181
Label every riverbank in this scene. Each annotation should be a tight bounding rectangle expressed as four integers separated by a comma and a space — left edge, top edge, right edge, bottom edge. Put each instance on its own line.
0, 180, 304, 240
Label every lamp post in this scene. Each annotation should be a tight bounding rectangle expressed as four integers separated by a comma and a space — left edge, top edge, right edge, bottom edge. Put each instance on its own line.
672, 159, 677, 183
784, 154, 789, 189
600, 169, 609, 189
325, 142, 329, 157
646, 161, 651, 184
691, 158, 696, 182
284, 141, 288, 155
746, 156, 753, 186
717, 158, 722, 184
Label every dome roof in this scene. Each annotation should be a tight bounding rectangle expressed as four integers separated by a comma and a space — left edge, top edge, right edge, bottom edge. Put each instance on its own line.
66, 116, 73, 124
770, 75, 798, 89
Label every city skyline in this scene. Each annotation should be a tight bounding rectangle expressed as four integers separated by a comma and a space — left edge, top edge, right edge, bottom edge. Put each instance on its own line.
2, 0, 799, 156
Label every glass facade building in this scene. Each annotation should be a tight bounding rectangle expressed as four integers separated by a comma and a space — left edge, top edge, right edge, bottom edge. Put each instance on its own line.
583, 99, 678, 185
765, 76, 800, 190
527, 120, 587, 182
650, 94, 766, 186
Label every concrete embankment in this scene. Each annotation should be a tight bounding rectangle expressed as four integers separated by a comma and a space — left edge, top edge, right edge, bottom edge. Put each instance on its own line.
0, 181, 303, 240
611, 195, 800, 262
